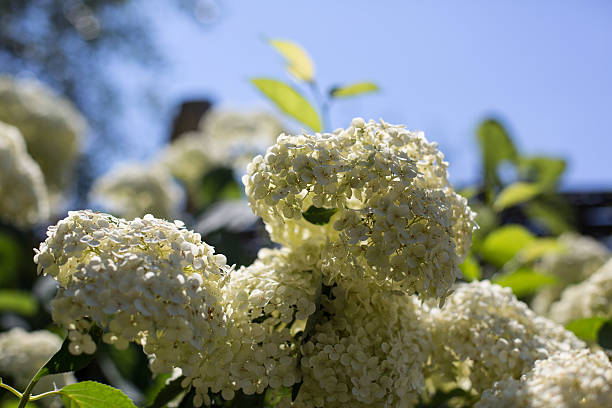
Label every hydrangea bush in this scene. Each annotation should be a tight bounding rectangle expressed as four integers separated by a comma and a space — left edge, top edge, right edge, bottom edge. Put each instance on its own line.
3, 119, 608, 408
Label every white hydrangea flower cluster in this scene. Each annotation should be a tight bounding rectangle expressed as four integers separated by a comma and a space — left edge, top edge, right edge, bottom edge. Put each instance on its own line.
201, 110, 285, 170
549, 259, 612, 324
476, 349, 612, 408
179, 247, 320, 406
531, 233, 609, 315
426, 280, 584, 391
294, 283, 432, 408
34, 210, 231, 378
90, 163, 185, 220
243, 118, 476, 299
0, 328, 75, 401
158, 134, 215, 195
0, 76, 85, 199
158, 109, 285, 187
0, 121, 50, 227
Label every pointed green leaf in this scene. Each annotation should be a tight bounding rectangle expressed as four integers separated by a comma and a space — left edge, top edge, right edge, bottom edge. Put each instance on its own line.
330, 82, 379, 98
518, 156, 566, 190
34, 325, 102, 381
250, 78, 321, 132
0, 290, 38, 316
302, 206, 337, 225
459, 254, 481, 281
492, 268, 558, 297
59, 381, 137, 408
479, 225, 535, 267
566, 317, 608, 342
476, 119, 518, 201
493, 182, 541, 211
268, 39, 315, 82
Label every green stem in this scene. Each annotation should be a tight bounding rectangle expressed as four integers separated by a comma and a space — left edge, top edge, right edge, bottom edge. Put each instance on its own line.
0, 381, 23, 399
17, 367, 44, 408
309, 81, 331, 132
29, 390, 61, 401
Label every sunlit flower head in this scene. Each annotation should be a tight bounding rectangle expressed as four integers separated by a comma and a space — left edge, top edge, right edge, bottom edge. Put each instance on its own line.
243, 118, 476, 299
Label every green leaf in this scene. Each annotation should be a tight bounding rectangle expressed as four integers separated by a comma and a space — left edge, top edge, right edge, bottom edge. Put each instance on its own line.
476, 119, 518, 201
59, 381, 137, 408
459, 255, 481, 281
264, 387, 292, 406
302, 206, 338, 225
525, 195, 575, 235
145, 375, 186, 408
195, 167, 242, 212
518, 156, 566, 190
597, 321, 612, 350
250, 78, 322, 132
479, 225, 535, 267
516, 238, 565, 263
35, 325, 102, 381
493, 182, 541, 211
330, 82, 379, 98
492, 268, 558, 297
0, 232, 22, 287
566, 317, 608, 342
0, 290, 38, 316
268, 39, 315, 82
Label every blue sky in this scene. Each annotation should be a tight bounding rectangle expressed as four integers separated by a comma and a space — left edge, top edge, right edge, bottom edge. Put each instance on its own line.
115, 0, 612, 189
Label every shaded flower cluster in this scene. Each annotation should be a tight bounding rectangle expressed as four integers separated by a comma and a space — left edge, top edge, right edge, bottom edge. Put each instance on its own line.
531, 233, 609, 315
0, 121, 49, 226
295, 283, 431, 407
34, 210, 231, 379
549, 258, 612, 324
0, 328, 75, 407
0, 76, 85, 202
90, 163, 184, 220
476, 349, 612, 408
426, 280, 584, 391
243, 118, 476, 298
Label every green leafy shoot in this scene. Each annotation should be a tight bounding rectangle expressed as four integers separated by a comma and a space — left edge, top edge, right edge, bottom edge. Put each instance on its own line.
566, 317, 609, 343
476, 119, 517, 201
302, 206, 338, 225
59, 381, 137, 408
0, 290, 38, 317
492, 268, 558, 297
329, 82, 379, 98
478, 225, 535, 267
493, 182, 541, 211
459, 254, 481, 281
250, 78, 322, 132
268, 39, 315, 82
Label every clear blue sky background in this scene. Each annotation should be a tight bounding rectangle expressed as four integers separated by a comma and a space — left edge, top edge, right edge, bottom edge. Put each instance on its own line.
114, 0, 612, 189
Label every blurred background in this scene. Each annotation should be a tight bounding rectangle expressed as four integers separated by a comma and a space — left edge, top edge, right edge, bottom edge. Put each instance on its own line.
1, 1, 612, 406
